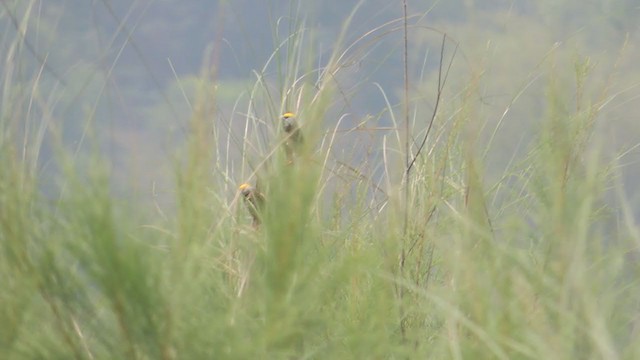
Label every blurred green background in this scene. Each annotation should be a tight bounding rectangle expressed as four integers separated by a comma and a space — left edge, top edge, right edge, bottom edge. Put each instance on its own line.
2, 1, 640, 358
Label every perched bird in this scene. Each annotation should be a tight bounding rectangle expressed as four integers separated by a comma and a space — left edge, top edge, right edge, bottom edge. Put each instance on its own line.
238, 183, 265, 227
282, 112, 304, 162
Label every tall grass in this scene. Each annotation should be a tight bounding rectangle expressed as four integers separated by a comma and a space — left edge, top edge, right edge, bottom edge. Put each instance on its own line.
1, 1, 639, 359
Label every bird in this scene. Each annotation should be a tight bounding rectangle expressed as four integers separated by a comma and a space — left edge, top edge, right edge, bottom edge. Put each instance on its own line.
282, 112, 304, 162
238, 183, 265, 227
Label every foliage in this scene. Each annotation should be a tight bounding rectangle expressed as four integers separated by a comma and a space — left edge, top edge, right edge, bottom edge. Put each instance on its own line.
1, 0, 640, 358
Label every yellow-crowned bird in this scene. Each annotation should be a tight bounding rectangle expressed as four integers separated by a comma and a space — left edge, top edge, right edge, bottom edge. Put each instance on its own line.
282, 112, 304, 162
238, 183, 265, 227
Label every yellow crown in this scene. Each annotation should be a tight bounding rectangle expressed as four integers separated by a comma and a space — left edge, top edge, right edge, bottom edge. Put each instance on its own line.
282, 112, 295, 119
238, 183, 252, 192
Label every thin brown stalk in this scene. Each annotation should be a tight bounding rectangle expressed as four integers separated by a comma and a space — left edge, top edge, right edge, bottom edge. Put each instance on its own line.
406, 34, 457, 174
400, 0, 410, 341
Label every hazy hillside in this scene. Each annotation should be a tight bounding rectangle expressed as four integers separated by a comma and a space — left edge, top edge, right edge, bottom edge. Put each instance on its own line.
2, 1, 638, 208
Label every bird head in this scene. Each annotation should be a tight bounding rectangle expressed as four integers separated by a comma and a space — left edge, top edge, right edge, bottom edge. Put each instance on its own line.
238, 183, 253, 197
282, 112, 297, 133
